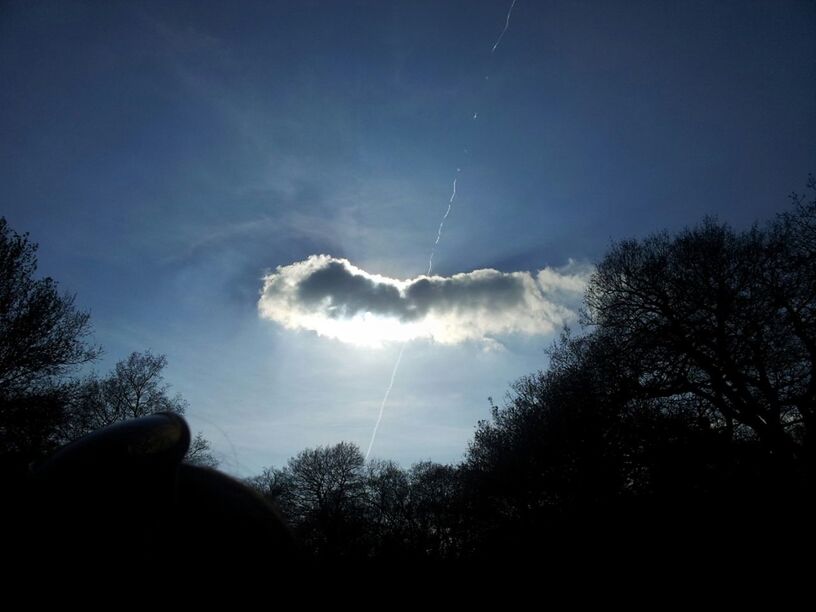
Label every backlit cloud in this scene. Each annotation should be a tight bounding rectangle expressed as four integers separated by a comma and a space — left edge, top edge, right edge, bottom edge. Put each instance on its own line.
258, 255, 591, 347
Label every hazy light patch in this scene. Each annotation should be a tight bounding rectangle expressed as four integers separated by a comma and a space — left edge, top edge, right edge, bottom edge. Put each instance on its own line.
258, 255, 592, 347
284, 311, 425, 347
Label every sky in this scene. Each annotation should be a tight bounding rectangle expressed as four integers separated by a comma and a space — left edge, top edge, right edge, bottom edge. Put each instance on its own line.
2, 0, 815, 475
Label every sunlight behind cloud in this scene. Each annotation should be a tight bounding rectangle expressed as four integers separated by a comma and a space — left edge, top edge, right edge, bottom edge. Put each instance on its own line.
258, 255, 592, 347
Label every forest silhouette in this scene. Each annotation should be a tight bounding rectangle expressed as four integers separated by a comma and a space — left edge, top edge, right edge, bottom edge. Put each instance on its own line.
2, 177, 815, 575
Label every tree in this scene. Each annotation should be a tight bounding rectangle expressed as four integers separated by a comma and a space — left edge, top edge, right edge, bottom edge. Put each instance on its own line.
251, 453, 469, 561
246, 466, 293, 507
364, 459, 412, 556
285, 442, 365, 520
185, 432, 220, 469
70, 351, 187, 434
259, 442, 367, 559
404, 461, 463, 558
463, 325, 787, 560
765, 176, 816, 449
360, 459, 465, 560
583, 187, 816, 463
464, 333, 640, 553
69, 350, 217, 467
0, 217, 100, 458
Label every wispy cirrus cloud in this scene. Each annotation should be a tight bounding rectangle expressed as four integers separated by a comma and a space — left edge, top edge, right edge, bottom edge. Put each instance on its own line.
258, 255, 592, 347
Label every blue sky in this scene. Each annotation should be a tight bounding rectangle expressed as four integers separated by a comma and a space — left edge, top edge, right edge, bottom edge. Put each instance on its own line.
2, 0, 815, 475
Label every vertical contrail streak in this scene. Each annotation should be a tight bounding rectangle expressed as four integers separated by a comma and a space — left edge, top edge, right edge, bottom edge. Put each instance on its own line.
491, 0, 517, 53
365, 344, 406, 461
427, 174, 458, 275
365, 1, 520, 461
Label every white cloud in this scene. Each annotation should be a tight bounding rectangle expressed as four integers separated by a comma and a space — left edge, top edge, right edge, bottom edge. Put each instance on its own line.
257, 255, 592, 347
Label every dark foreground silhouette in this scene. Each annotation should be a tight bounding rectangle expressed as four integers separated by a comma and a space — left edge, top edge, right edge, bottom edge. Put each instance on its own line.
5, 411, 814, 582
2, 179, 816, 579
5, 413, 297, 578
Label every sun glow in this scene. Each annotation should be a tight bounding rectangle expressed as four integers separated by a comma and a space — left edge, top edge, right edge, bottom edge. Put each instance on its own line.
258, 255, 593, 348
297, 310, 426, 348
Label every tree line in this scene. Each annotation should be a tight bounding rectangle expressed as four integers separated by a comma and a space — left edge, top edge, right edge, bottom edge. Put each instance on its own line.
0, 217, 218, 471
245, 177, 816, 563
1, 176, 814, 565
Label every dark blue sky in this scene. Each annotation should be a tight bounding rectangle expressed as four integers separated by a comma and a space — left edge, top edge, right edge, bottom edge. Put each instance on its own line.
2, 0, 814, 473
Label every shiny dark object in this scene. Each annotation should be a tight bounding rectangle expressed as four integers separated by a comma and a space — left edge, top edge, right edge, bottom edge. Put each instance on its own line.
7, 413, 295, 577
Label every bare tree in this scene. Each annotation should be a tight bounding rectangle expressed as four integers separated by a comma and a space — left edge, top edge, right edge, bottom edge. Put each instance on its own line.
68, 350, 217, 467
0, 218, 100, 457
71, 351, 187, 432
263, 442, 367, 558
246, 466, 292, 502
284, 441, 366, 522
185, 432, 220, 468
583, 181, 816, 460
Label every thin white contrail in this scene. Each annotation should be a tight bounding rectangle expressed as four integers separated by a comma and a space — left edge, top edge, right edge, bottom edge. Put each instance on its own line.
370, 171, 455, 458
365, 344, 406, 461
366, 1, 520, 461
491, 0, 518, 53
427, 174, 458, 275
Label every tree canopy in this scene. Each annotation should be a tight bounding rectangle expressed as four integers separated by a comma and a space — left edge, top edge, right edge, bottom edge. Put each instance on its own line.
584, 180, 816, 460
0, 218, 100, 397
0, 218, 100, 457
241, 183, 816, 564
4, 182, 816, 566
68, 350, 218, 467
0, 218, 217, 467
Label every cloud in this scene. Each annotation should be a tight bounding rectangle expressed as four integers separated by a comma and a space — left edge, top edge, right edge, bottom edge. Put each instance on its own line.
258, 255, 592, 347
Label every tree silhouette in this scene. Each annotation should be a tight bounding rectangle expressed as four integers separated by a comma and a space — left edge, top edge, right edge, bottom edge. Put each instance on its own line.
267, 441, 367, 559
185, 431, 219, 468
403, 461, 463, 558
69, 351, 186, 433
364, 459, 412, 558
584, 189, 816, 464
463, 182, 816, 559
251, 452, 468, 562
0, 217, 100, 459
67, 351, 217, 467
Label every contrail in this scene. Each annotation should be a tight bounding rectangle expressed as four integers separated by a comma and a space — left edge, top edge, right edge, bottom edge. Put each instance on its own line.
365, 1, 520, 461
369, 169, 456, 458
491, 0, 518, 53
427, 174, 458, 275
365, 344, 406, 461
